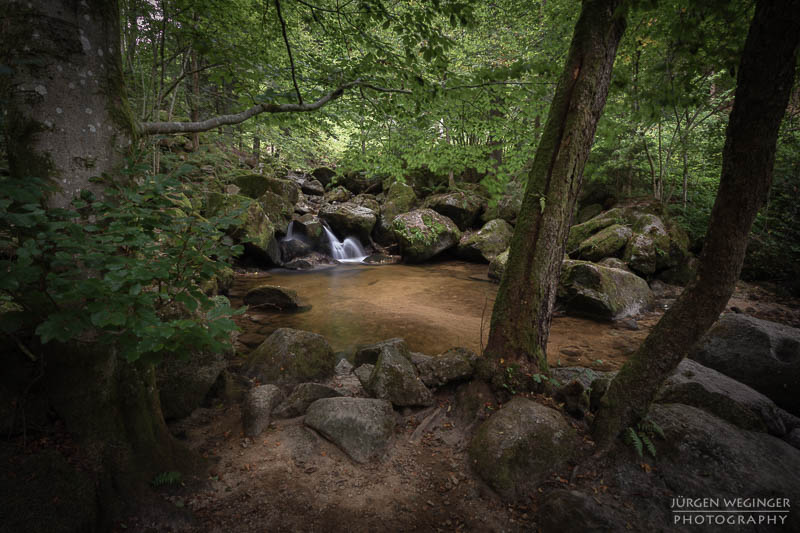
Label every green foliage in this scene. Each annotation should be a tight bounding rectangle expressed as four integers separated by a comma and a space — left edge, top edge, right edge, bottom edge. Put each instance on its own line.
151, 471, 183, 487
0, 166, 245, 363
624, 416, 665, 458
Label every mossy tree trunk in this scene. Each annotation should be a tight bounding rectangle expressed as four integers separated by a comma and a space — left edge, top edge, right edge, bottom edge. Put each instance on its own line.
481, 0, 627, 392
3, 0, 197, 523
592, 0, 800, 450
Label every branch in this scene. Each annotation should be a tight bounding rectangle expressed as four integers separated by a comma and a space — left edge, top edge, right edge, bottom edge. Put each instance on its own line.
275, 0, 303, 105
140, 79, 361, 134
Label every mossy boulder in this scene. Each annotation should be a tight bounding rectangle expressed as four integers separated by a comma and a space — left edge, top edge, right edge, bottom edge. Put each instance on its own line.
246, 328, 336, 386
311, 166, 336, 187
234, 174, 300, 203
565, 214, 619, 254
457, 219, 514, 263
212, 195, 280, 263
576, 203, 604, 224
351, 193, 381, 212
324, 185, 353, 204
558, 260, 654, 320
424, 191, 485, 230
376, 181, 417, 243
412, 347, 477, 388
391, 208, 461, 263
468, 398, 579, 500
319, 202, 377, 244
622, 213, 682, 275
574, 223, 632, 262
488, 248, 509, 281
258, 190, 295, 230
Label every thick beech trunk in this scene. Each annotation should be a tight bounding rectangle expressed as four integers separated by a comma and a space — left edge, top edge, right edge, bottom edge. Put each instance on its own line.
592, 0, 800, 449
481, 0, 627, 390
3, 0, 197, 522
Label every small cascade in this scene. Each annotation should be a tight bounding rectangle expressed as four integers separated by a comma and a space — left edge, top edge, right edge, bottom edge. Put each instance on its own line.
284, 220, 300, 241
322, 223, 367, 263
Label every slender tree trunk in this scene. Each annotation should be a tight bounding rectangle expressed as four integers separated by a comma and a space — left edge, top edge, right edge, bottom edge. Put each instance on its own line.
480, 0, 627, 391
3, 0, 198, 521
592, 0, 800, 450
191, 41, 200, 151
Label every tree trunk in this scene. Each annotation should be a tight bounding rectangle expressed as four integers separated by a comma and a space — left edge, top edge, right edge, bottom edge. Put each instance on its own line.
3, 0, 198, 521
479, 0, 627, 392
592, 0, 800, 450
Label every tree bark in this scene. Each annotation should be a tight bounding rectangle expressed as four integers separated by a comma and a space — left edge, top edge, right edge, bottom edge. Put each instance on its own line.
2, 0, 198, 522
480, 0, 627, 391
592, 0, 800, 450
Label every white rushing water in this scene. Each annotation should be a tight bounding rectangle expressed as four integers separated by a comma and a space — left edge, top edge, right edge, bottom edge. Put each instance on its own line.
322, 224, 367, 263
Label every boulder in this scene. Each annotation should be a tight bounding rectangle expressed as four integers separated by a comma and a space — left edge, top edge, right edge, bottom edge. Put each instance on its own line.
690, 314, 800, 415
243, 285, 306, 312
375, 182, 417, 245
468, 398, 579, 500
246, 328, 336, 386
598, 257, 630, 271
273, 383, 342, 419
157, 351, 227, 420
424, 191, 485, 230
234, 174, 300, 203
350, 194, 381, 213
290, 214, 325, 248
354, 338, 409, 366
391, 208, 461, 263
280, 238, 313, 263
218, 195, 280, 263
319, 202, 377, 245
488, 248, 509, 281
566, 211, 623, 254
647, 403, 800, 532
365, 342, 433, 407
324, 185, 352, 204
656, 359, 786, 436
242, 384, 285, 437
413, 347, 477, 388
338, 170, 382, 195
538, 489, 623, 533
257, 190, 294, 229
304, 397, 395, 463
574, 224, 632, 262
286, 172, 325, 196
354, 364, 375, 388
457, 219, 514, 263
558, 260, 654, 321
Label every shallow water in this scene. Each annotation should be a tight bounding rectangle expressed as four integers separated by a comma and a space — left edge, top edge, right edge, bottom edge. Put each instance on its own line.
233, 260, 659, 369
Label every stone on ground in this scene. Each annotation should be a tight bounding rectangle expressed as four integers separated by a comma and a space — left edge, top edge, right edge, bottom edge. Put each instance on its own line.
413, 347, 477, 388
457, 219, 514, 263
242, 384, 285, 437
304, 397, 395, 463
365, 342, 433, 407
246, 328, 336, 386
273, 383, 342, 419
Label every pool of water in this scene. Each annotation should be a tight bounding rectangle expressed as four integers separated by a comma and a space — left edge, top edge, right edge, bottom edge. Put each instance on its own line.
231, 260, 658, 369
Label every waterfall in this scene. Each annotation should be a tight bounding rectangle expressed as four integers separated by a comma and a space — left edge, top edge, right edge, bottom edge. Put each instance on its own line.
322, 223, 367, 263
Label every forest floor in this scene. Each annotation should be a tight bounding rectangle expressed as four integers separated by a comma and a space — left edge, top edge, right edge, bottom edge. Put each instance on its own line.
113, 279, 799, 533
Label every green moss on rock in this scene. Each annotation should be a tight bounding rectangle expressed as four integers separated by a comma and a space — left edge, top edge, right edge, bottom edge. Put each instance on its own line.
391, 208, 461, 262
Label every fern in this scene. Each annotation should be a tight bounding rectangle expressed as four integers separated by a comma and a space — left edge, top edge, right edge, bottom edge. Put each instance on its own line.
641, 434, 657, 457
625, 427, 644, 457
151, 471, 182, 487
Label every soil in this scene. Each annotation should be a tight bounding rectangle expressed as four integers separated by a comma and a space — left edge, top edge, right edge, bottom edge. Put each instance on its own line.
107, 265, 799, 532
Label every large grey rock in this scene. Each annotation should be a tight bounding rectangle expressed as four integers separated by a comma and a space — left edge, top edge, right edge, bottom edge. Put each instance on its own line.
157, 351, 227, 420
273, 383, 342, 419
574, 224, 632, 262
319, 202, 377, 244
246, 328, 336, 386
566, 210, 624, 254
242, 384, 285, 437
354, 338, 409, 367
423, 191, 485, 230
258, 190, 295, 229
304, 397, 395, 463
413, 347, 477, 388
243, 285, 306, 312
234, 174, 301, 203
647, 403, 800, 531
557, 260, 654, 320
468, 398, 579, 500
690, 314, 800, 416
391, 208, 461, 263
324, 185, 352, 204
457, 219, 514, 263
365, 343, 433, 407
354, 364, 374, 388
657, 359, 786, 436
375, 182, 417, 244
